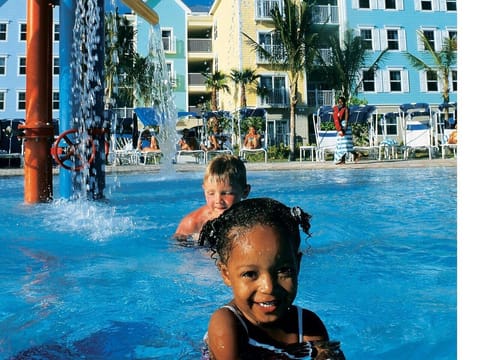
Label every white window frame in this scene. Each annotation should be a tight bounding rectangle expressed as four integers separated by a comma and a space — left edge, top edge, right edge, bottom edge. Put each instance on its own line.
450, 69, 457, 92
414, 0, 440, 11
360, 68, 381, 93
380, 27, 406, 51
257, 31, 286, 64
382, 68, 409, 92
161, 28, 175, 53
165, 61, 176, 87
17, 90, 26, 111
54, 23, 60, 42
439, 0, 456, 11
53, 91, 60, 110
18, 56, 26, 76
419, 70, 440, 92
53, 56, 60, 75
255, 0, 283, 20
258, 73, 288, 107
0, 22, 7, 41
19, 23, 27, 42
353, 0, 380, 10
0, 56, 7, 76
357, 27, 381, 51
378, 0, 404, 10
0, 90, 6, 111
418, 28, 442, 51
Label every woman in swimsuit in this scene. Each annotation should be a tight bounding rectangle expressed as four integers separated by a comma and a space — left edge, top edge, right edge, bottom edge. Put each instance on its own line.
199, 198, 345, 360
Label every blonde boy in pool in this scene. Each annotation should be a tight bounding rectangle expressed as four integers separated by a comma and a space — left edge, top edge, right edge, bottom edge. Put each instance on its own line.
173, 154, 251, 242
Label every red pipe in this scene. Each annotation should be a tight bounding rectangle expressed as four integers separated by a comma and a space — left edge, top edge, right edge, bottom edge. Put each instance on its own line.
21, 0, 55, 203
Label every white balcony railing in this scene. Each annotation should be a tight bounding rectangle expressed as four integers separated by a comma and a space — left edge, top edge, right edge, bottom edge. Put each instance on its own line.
311, 5, 339, 25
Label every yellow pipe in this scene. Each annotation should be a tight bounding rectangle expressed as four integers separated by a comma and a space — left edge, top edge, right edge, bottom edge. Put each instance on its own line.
120, 0, 159, 25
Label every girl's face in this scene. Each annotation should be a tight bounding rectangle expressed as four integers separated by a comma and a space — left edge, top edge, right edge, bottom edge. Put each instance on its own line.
220, 225, 300, 326
203, 176, 249, 219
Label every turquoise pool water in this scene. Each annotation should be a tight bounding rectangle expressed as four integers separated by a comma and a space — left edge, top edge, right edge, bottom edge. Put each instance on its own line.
0, 167, 456, 359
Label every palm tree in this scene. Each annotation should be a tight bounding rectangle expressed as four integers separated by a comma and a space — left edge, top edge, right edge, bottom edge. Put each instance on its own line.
230, 68, 260, 108
315, 29, 388, 104
203, 71, 230, 111
243, 0, 321, 161
104, 11, 136, 108
404, 30, 457, 119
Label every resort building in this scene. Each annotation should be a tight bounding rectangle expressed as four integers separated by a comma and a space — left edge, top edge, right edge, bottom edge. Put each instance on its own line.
1, 0, 456, 146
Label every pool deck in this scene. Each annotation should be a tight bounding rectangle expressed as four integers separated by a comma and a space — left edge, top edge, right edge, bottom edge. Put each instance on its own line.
0, 157, 457, 177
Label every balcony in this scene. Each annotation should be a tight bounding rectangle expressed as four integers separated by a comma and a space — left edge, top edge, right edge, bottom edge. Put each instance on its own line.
311, 5, 339, 25
307, 89, 335, 108
188, 38, 212, 53
256, 0, 283, 20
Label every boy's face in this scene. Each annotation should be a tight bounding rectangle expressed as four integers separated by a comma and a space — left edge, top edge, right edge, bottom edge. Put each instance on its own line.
219, 224, 300, 326
203, 176, 249, 219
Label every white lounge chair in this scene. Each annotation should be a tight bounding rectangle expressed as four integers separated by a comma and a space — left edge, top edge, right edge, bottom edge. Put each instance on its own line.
399, 103, 434, 160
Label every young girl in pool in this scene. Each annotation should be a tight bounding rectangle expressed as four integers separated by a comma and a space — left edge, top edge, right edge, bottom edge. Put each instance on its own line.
199, 198, 345, 360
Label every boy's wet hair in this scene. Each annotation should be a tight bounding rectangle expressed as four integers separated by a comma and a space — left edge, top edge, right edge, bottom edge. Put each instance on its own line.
204, 154, 247, 188
199, 198, 311, 263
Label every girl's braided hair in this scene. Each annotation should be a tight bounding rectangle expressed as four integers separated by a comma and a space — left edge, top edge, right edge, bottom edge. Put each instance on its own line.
198, 198, 311, 264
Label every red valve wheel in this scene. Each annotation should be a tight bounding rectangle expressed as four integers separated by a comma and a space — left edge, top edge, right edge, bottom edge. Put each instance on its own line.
52, 129, 96, 171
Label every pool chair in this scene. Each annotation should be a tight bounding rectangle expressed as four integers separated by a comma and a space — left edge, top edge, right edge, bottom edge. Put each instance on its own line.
205, 133, 234, 162
239, 137, 267, 163
439, 128, 457, 159
111, 135, 139, 165
175, 148, 206, 164
310, 109, 337, 162
399, 103, 434, 160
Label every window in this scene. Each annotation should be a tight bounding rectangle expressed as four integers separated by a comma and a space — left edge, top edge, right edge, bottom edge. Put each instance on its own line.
166, 61, 176, 87
0, 23, 7, 41
385, 0, 396, 9
161, 29, 175, 53
386, 29, 399, 50
19, 57, 26, 75
422, 30, 435, 50
378, 113, 398, 136
448, 30, 457, 40
421, 0, 432, 10
360, 29, 374, 50
0, 91, 5, 111
359, 0, 370, 9
258, 32, 285, 63
53, 57, 60, 75
389, 70, 402, 92
20, 23, 27, 41
446, 0, 456, 11
362, 69, 375, 92
53, 91, 59, 110
451, 70, 457, 92
17, 91, 26, 111
426, 70, 438, 91
54, 24, 60, 42
0, 56, 6, 75
258, 75, 287, 106
256, 0, 283, 19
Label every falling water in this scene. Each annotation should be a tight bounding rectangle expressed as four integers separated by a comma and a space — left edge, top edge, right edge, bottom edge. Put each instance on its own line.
143, 25, 178, 169
67, 0, 178, 201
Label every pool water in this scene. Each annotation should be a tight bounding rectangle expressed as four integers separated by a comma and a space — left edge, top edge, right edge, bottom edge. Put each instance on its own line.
0, 167, 456, 359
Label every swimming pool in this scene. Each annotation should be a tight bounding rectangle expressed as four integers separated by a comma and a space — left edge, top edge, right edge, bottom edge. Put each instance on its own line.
0, 166, 456, 359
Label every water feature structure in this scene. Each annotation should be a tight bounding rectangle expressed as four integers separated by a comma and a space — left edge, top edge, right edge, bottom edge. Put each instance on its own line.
21, 0, 159, 204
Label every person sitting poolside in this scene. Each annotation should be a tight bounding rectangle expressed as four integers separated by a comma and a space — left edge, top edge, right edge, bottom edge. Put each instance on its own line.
178, 128, 200, 151
137, 132, 160, 152
243, 125, 261, 149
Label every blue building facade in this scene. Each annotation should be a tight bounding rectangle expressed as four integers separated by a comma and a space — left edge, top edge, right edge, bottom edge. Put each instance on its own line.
345, 0, 457, 110
136, 0, 191, 113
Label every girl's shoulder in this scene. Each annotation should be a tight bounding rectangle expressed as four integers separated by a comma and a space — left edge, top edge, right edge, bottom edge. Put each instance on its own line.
301, 307, 330, 341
